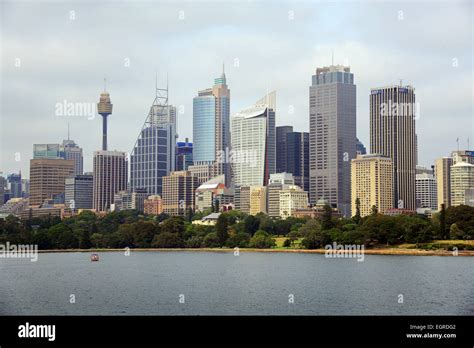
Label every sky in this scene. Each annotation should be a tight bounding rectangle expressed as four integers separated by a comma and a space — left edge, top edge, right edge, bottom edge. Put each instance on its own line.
1, 0, 473, 178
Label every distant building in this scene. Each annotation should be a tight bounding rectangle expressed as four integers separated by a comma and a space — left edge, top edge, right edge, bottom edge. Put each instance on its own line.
279, 185, 308, 219
435, 157, 453, 210
276, 126, 293, 173
162, 171, 199, 216
293, 199, 341, 219
7, 173, 22, 198
267, 173, 295, 218
65, 174, 93, 210
92, 150, 128, 212
450, 162, 474, 207
249, 186, 267, 215
188, 164, 217, 185
286, 131, 310, 192
192, 212, 221, 226
370, 85, 417, 210
62, 139, 84, 175
231, 92, 276, 187
193, 68, 231, 184
176, 139, 193, 171
309, 65, 356, 217
195, 175, 233, 212
415, 168, 437, 210
234, 186, 250, 214
29, 158, 75, 207
0, 176, 6, 205
356, 138, 367, 155
351, 154, 393, 217
144, 195, 163, 215
451, 150, 474, 165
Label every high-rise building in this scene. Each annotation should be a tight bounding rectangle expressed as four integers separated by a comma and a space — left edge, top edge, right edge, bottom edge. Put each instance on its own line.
309, 65, 356, 217
162, 170, 199, 216
33, 140, 83, 176
435, 157, 453, 210
97, 89, 113, 151
7, 173, 22, 198
231, 92, 276, 187
266, 173, 295, 218
92, 151, 128, 212
62, 139, 83, 175
450, 162, 474, 207
176, 138, 193, 171
195, 174, 233, 212
29, 159, 75, 207
370, 85, 417, 210
279, 185, 309, 219
0, 176, 6, 205
21, 179, 29, 198
65, 174, 93, 210
130, 87, 176, 196
356, 138, 367, 155
144, 195, 163, 215
193, 67, 230, 183
276, 126, 293, 173
451, 150, 474, 165
415, 168, 437, 210
234, 186, 250, 214
286, 131, 310, 192
351, 154, 393, 217
249, 186, 267, 216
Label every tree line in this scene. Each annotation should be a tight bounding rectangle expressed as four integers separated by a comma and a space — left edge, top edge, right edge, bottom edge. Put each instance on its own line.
0, 204, 473, 250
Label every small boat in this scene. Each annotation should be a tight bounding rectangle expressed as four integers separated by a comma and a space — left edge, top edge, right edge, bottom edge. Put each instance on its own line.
90, 254, 99, 262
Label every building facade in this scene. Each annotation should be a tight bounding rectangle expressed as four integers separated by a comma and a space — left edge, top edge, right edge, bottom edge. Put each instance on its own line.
279, 185, 309, 219
162, 171, 199, 216
29, 158, 75, 207
450, 162, 474, 207
276, 126, 293, 173
309, 65, 356, 217
176, 139, 193, 171
435, 157, 453, 210
231, 92, 276, 187
249, 186, 267, 216
351, 154, 393, 217
416, 170, 437, 210
92, 150, 128, 212
65, 174, 93, 210
144, 195, 163, 215
370, 85, 417, 210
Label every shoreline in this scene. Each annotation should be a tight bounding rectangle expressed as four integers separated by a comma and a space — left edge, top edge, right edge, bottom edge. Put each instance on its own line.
36, 247, 474, 256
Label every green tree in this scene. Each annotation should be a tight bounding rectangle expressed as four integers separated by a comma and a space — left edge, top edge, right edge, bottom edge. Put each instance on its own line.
243, 215, 260, 235
225, 232, 251, 248
439, 203, 447, 239
321, 204, 333, 230
248, 230, 276, 249
283, 239, 291, 248
371, 205, 378, 216
151, 232, 184, 248
215, 214, 230, 246
450, 223, 464, 239
298, 219, 321, 237
202, 232, 220, 248
353, 198, 361, 225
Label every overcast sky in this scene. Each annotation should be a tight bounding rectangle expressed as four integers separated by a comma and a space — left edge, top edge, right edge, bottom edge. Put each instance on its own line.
1, 0, 472, 177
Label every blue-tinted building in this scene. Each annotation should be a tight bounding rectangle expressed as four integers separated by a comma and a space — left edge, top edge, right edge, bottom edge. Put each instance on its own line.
193, 92, 216, 164
7, 173, 22, 198
176, 139, 193, 171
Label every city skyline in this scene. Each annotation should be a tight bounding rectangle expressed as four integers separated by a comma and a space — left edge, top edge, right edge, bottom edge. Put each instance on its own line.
1, 1, 472, 177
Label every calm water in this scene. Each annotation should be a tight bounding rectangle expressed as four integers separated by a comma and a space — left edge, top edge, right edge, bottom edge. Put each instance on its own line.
1, 251, 473, 315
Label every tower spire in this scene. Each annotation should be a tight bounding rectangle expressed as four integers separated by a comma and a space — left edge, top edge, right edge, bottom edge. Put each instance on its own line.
104, 78, 107, 92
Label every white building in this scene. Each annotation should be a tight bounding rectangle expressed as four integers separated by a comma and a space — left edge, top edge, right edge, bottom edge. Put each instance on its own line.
450, 162, 474, 207
279, 185, 308, 219
416, 170, 437, 210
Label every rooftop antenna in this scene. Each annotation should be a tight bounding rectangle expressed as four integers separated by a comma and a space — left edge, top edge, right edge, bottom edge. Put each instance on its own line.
457, 137, 460, 151
104, 78, 107, 92
67, 122, 70, 141
468, 137, 470, 150
399, 79, 403, 87
331, 50, 334, 66
223, 61, 225, 74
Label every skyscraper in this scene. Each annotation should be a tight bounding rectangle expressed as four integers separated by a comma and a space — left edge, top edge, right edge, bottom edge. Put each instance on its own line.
29, 159, 75, 207
62, 139, 83, 175
450, 162, 474, 207
276, 126, 293, 173
286, 131, 310, 192
351, 154, 393, 217
92, 150, 128, 212
309, 65, 356, 217
175, 138, 193, 171
130, 86, 176, 195
65, 174, 93, 210
191, 67, 230, 183
356, 138, 367, 155
415, 169, 437, 210
33, 140, 83, 175
435, 157, 453, 210
162, 170, 199, 216
7, 172, 22, 198
370, 85, 417, 210
97, 88, 113, 151
231, 92, 276, 187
